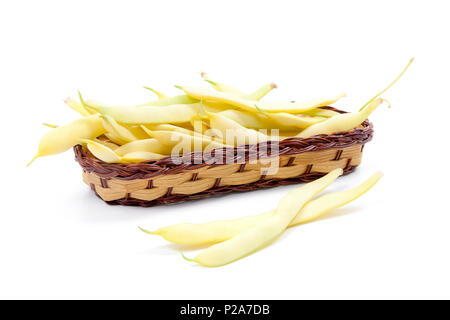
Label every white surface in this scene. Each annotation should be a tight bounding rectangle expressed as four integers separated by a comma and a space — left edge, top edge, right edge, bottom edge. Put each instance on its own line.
1, 0, 449, 299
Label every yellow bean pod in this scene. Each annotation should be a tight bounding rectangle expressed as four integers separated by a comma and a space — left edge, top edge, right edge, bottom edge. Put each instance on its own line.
183, 169, 343, 267
123, 124, 151, 140
145, 130, 230, 154
75, 94, 102, 115
114, 138, 170, 156
101, 114, 138, 144
88, 102, 203, 124
79, 139, 122, 163
143, 124, 196, 137
137, 95, 198, 107
301, 108, 340, 118
261, 112, 326, 129
292, 171, 383, 225
217, 109, 323, 131
177, 85, 345, 114
94, 138, 119, 150
258, 94, 346, 113
122, 151, 167, 162
28, 115, 105, 165
207, 112, 269, 145
64, 97, 91, 116
142, 124, 226, 144
297, 98, 389, 138
190, 114, 210, 135
217, 110, 270, 129
141, 171, 382, 245
104, 132, 126, 146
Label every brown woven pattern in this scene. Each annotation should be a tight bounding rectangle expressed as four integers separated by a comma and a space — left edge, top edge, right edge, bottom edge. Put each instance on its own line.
74, 107, 374, 207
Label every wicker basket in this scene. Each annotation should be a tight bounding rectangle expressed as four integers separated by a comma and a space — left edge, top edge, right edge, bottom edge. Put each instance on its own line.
75, 107, 374, 207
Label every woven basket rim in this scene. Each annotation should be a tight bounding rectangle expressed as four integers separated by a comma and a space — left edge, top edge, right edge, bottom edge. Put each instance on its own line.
75, 107, 374, 180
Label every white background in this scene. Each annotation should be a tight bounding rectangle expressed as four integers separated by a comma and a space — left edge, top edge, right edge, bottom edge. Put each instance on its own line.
1, 0, 449, 299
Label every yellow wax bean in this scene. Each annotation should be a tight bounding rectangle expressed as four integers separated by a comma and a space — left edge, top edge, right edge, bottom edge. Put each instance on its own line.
122, 151, 167, 162
114, 138, 170, 156
137, 95, 198, 107
146, 130, 230, 154
143, 87, 168, 99
183, 169, 343, 267
201, 73, 277, 100
82, 139, 166, 163
141, 213, 274, 246
123, 124, 151, 140
28, 115, 105, 165
142, 124, 226, 144
94, 138, 119, 150
79, 139, 122, 163
301, 108, 340, 118
217, 110, 269, 129
101, 115, 138, 144
258, 94, 346, 113
217, 109, 323, 131
177, 86, 345, 114
87, 102, 202, 124
140, 171, 381, 245
145, 121, 225, 143
190, 114, 210, 135
142, 124, 196, 136
207, 112, 269, 145
202, 101, 231, 113
176, 86, 262, 113
291, 171, 383, 225
76, 93, 102, 115
64, 97, 91, 116
297, 98, 389, 138
262, 112, 326, 129
104, 132, 126, 146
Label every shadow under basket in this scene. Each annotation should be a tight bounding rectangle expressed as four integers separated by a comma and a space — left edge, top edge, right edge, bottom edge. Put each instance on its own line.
74, 107, 374, 207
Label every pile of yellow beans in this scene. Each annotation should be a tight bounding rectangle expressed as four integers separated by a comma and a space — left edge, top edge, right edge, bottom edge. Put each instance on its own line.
29, 60, 412, 165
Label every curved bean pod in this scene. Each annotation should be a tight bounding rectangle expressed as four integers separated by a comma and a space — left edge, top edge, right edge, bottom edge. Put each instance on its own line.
177, 85, 345, 114
297, 98, 389, 138
114, 138, 170, 156
101, 114, 138, 144
28, 115, 105, 165
88, 102, 203, 124
144, 129, 230, 154
137, 95, 198, 107
64, 97, 91, 116
183, 169, 343, 267
207, 112, 269, 145
122, 151, 167, 162
141, 171, 381, 246
80, 139, 122, 163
